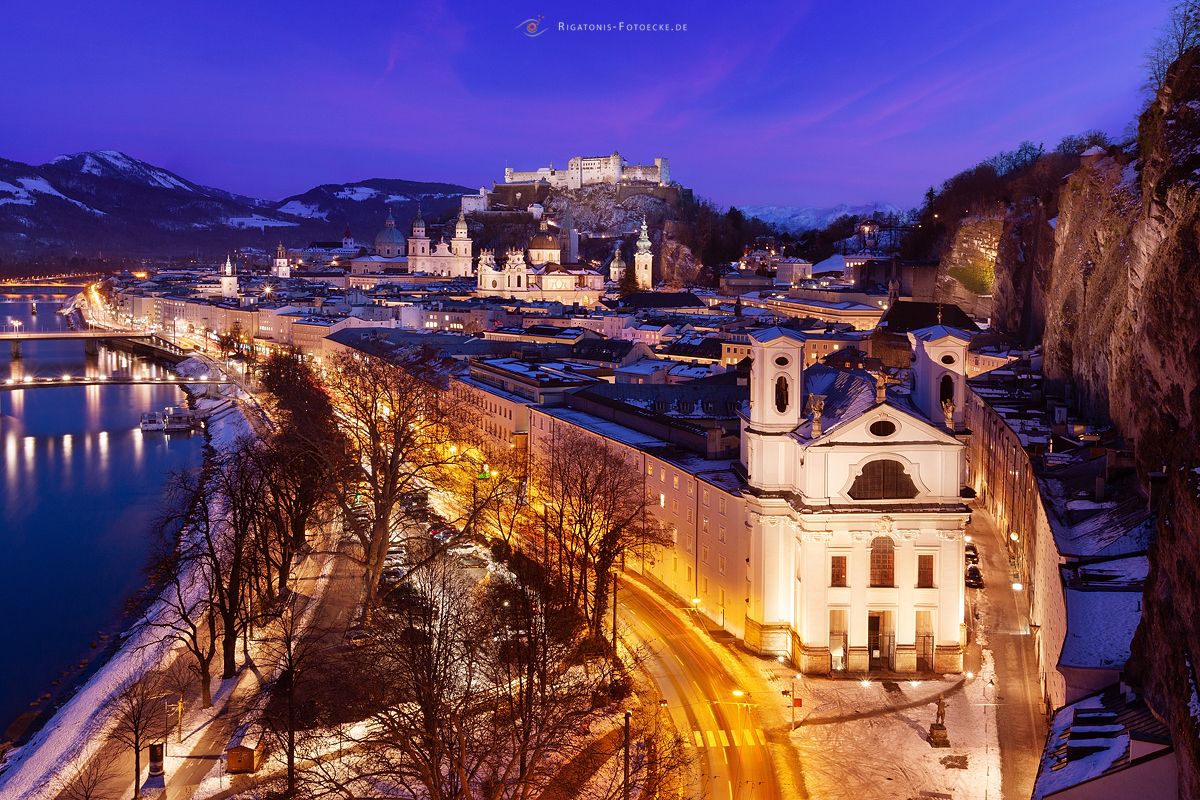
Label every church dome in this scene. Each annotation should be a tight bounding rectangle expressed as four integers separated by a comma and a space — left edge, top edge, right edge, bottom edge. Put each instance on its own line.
529, 230, 559, 250
374, 210, 405, 254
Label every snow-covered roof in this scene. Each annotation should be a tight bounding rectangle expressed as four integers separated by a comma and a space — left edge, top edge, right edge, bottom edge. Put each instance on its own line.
749, 325, 806, 344
910, 324, 975, 343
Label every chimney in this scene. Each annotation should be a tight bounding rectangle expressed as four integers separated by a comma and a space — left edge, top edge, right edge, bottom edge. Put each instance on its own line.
875, 376, 887, 404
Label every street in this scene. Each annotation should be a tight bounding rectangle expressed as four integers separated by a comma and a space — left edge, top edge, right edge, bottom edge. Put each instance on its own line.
617, 574, 807, 800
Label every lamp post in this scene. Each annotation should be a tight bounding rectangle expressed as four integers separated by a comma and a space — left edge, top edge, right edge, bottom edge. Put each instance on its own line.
611, 572, 618, 656
623, 709, 632, 800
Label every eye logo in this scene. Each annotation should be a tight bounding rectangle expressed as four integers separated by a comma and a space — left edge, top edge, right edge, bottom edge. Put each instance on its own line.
516, 16, 546, 37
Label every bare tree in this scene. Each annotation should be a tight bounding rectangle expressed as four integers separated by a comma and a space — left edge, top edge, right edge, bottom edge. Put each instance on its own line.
53, 749, 118, 800
323, 350, 462, 617
533, 427, 669, 640
258, 594, 339, 797
189, 440, 264, 679
305, 550, 687, 800
1146, 1, 1200, 92
106, 672, 166, 800
149, 476, 222, 707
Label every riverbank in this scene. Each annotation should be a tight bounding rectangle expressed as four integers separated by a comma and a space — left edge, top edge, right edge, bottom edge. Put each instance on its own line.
0, 358, 256, 800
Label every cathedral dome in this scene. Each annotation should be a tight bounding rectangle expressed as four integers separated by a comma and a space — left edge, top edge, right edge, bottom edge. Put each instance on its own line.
529, 231, 559, 250
374, 210, 405, 255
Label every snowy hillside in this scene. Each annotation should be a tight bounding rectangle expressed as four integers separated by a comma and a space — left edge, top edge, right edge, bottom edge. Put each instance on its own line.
739, 202, 903, 233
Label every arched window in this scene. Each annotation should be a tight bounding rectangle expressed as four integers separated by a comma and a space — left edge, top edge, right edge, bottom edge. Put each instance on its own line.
848, 459, 919, 500
870, 537, 895, 587
940, 374, 954, 405
775, 375, 789, 413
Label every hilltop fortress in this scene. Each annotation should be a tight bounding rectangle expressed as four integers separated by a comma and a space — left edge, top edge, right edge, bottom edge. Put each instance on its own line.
503, 151, 670, 190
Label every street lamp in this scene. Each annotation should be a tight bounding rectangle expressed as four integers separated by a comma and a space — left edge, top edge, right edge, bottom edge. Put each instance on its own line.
623, 709, 632, 800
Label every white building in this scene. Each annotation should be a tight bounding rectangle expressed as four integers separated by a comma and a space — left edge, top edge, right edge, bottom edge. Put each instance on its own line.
504, 151, 670, 189
406, 209, 474, 278
739, 326, 970, 672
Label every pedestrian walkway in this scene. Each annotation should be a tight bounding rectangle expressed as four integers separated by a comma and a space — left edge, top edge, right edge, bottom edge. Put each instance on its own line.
685, 727, 768, 748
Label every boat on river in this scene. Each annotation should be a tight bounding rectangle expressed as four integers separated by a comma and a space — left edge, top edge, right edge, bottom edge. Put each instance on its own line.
139, 411, 164, 432
162, 406, 195, 433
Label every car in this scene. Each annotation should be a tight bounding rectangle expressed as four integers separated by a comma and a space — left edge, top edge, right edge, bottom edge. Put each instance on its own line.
964, 542, 979, 559
964, 550, 980, 566
965, 565, 984, 589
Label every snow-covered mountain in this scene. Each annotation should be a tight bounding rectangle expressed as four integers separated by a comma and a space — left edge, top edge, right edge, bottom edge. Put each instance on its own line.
0, 151, 472, 257
739, 202, 904, 233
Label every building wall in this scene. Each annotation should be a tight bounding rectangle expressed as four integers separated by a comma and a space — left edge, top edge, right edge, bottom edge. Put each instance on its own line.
528, 409, 750, 640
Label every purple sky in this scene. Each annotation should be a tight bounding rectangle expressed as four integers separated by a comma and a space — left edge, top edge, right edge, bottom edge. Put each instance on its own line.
0, 0, 1167, 208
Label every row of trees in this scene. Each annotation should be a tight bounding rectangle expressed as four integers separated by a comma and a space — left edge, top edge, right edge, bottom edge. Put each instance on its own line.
103, 347, 684, 799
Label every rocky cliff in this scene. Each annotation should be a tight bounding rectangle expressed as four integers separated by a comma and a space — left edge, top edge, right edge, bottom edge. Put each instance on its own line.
994, 50, 1200, 794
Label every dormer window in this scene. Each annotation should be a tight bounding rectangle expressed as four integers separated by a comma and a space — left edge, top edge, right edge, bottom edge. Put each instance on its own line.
940, 354, 956, 365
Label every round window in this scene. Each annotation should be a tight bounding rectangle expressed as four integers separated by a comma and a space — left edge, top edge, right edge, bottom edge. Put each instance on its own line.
869, 420, 897, 437
940, 354, 956, 365
774, 355, 790, 367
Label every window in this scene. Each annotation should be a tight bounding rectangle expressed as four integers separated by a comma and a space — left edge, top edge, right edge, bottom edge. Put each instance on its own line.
647, 464, 654, 476
718, 497, 727, 514
917, 554, 935, 588
718, 525, 726, 543
869, 420, 897, 437
775, 375, 790, 413
719, 556, 727, 575
658, 493, 666, 508
870, 537, 895, 587
702, 546, 709, 563
701, 516, 709, 531
830, 555, 847, 587
673, 475, 679, 489
686, 509, 693, 522
848, 460, 919, 500
702, 489, 710, 506
671, 499, 679, 512
940, 354, 956, 365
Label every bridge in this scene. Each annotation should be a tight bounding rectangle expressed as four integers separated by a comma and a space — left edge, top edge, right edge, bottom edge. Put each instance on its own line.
1, 375, 233, 392
0, 330, 189, 359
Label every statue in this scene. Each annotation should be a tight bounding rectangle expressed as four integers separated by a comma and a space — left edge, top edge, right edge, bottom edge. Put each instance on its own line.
941, 398, 955, 430
809, 394, 826, 438
929, 695, 950, 747
935, 696, 947, 726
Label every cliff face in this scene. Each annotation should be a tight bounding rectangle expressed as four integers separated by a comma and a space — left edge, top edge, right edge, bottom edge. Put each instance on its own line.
937, 213, 1002, 319
993, 50, 1200, 794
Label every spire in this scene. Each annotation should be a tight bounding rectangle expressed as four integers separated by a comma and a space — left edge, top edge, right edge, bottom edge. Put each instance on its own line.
636, 215, 652, 254
936, 303, 943, 324
384, 207, 396, 228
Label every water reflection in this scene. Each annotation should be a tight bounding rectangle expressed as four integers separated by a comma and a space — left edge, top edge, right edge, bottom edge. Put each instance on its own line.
0, 293, 204, 729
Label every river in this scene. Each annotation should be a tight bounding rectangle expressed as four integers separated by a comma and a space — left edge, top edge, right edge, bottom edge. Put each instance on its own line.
0, 288, 204, 738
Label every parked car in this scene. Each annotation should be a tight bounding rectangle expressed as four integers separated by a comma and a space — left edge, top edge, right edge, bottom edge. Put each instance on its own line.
965, 565, 984, 589
964, 549, 980, 566
965, 542, 979, 559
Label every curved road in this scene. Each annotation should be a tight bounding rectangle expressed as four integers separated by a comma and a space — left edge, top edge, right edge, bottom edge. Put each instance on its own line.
618, 576, 805, 800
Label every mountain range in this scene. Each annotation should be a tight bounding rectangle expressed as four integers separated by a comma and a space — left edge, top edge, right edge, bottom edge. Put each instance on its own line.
738, 202, 904, 233
0, 151, 471, 259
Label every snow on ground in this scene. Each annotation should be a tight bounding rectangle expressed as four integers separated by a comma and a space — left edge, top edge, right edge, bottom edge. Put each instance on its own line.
224, 214, 298, 230
276, 200, 328, 220
0, 366, 257, 800
791, 652, 1002, 800
334, 186, 379, 201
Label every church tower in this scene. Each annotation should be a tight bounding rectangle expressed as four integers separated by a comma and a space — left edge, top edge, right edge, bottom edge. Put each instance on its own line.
908, 323, 972, 430
450, 210, 472, 277
408, 207, 429, 256
272, 243, 291, 279
477, 249, 501, 292
220, 255, 239, 299
742, 327, 807, 491
608, 242, 626, 283
634, 217, 653, 290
